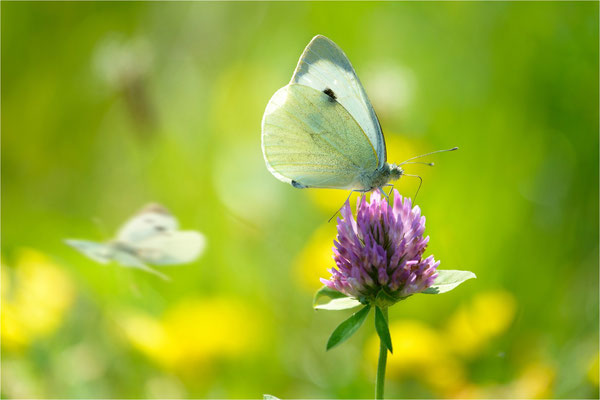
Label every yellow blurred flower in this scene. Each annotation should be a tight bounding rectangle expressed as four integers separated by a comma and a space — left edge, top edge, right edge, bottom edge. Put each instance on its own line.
368, 320, 440, 372
510, 361, 555, 399
116, 297, 264, 372
362, 291, 518, 397
365, 320, 467, 394
449, 383, 487, 399
1, 249, 75, 351
293, 223, 337, 292
118, 312, 167, 364
451, 361, 555, 399
445, 290, 517, 357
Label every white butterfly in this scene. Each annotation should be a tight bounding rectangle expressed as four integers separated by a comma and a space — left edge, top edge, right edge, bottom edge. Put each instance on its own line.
65, 204, 205, 280
261, 35, 455, 192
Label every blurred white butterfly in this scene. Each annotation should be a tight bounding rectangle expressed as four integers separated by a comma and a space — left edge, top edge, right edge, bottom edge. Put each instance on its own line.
262, 34, 456, 192
65, 204, 205, 280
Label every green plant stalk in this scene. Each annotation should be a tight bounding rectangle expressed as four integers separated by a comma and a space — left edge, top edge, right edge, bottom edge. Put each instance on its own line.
375, 307, 388, 399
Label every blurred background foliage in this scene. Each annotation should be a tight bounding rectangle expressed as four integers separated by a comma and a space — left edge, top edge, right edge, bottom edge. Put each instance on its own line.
1, 2, 598, 399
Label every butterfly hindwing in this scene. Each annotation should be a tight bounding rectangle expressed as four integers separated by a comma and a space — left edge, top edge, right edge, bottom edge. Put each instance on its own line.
262, 84, 379, 189
64, 239, 114, 264
110, 246, 170, 281
132, 231, 206, 266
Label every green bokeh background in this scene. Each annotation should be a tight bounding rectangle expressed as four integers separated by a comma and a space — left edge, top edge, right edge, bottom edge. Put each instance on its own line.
2, 2, 598, 399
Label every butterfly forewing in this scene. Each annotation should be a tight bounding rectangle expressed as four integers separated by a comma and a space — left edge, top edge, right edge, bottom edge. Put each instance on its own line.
262, 84, 378, 189
116, 208, 178, 244
290, 35, 386, 168
133, 231, 206, 265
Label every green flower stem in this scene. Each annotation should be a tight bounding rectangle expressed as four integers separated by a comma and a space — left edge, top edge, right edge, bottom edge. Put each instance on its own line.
375, 307, 388, 399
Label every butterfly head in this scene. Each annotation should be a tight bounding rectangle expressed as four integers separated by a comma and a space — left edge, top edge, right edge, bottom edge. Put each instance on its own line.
388, 164, 404, 182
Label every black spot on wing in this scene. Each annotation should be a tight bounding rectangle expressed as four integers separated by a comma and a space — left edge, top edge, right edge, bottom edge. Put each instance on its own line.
323, 88, 337, 102
291, 180, 308, 189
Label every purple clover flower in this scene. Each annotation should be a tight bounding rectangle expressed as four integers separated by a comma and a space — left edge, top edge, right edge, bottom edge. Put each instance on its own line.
322, 189, 439, 304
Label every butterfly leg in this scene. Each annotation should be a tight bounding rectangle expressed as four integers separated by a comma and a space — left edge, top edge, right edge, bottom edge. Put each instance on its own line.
403, 174, 423, 203
381, 184, 395, 199
328, 190, 360, 223
136, 263, 171, 281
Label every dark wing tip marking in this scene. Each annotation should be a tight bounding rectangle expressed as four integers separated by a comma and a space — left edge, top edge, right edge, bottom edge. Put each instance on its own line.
323, 88, 337, 101
291, 180, 308, 189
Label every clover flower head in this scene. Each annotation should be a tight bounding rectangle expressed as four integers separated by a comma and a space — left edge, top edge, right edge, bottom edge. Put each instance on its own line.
321, 189, 439, 304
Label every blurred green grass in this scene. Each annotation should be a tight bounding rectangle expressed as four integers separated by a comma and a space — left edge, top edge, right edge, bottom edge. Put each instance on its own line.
1, 2, 598, 398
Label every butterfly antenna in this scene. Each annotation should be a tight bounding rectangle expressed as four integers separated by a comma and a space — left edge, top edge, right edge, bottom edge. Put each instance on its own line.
398, 147, 458, 166
328, 190, 355, 223
403, 174, 423, 203
401, 161, 435, 166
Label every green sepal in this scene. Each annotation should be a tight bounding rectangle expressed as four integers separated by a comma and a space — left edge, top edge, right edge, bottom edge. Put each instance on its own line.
375, 288, 399, 307
326, 305, 371, 351
423, 269, 477, 294
313, 286, 362, 310
374, 306, 393, 354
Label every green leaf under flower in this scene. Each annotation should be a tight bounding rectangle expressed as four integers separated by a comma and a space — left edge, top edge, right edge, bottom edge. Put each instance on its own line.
422, 269, 476, 294
313, 286, 362, 310
326, 305, 371, 350
315, 297, 363, 310
374, 306, 393, 353
313, 285, 346, 304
